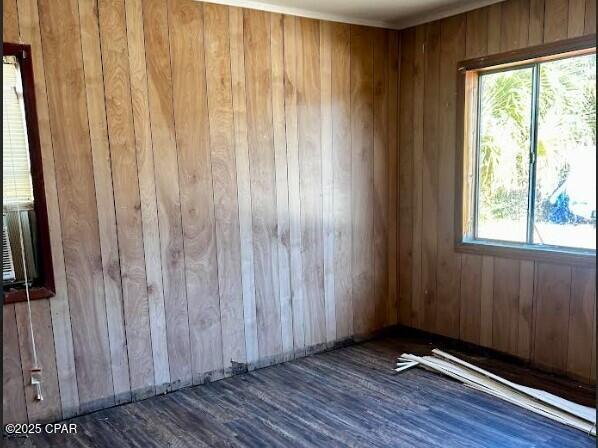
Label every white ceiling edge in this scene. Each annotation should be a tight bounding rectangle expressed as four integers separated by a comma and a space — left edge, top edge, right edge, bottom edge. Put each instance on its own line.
392, 0, 505, 29
198, 0, 505, 30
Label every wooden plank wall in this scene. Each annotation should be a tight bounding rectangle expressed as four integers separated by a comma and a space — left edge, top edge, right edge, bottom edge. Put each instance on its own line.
2, 0, 399, 424
398, 0, 596, 383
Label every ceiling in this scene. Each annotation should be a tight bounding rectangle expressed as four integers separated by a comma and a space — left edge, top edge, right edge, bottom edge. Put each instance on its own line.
203, 0, 505, 29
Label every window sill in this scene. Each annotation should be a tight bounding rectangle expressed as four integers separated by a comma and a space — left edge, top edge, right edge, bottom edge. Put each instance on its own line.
3, 286, 55, 305
455, 239, 596, 267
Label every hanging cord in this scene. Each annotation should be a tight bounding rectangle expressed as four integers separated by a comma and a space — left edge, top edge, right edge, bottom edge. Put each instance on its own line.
5, 60, 42, 399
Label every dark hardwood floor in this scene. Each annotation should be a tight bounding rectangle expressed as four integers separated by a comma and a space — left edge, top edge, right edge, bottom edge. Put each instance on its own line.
4, 331, 595, 447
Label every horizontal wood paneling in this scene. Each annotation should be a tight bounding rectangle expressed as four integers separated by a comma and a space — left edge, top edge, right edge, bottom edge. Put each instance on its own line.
3, 0, 398, 423
397, 0, 596, 383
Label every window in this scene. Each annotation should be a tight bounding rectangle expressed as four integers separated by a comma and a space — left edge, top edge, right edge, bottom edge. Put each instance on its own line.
457, 36, 596, 262
3, 43, 54, 303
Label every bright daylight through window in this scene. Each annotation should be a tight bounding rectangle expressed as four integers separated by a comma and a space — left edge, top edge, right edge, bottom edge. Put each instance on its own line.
474, 52, 596, 251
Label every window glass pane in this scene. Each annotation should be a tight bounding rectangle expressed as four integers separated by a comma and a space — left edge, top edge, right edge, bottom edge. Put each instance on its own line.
476, 67, 533, 242
534, 54, 596, 250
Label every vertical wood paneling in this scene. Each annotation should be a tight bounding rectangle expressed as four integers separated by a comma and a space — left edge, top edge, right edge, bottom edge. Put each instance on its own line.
459, 255, 482, 343
283, 15, 306, 354
421, 22, 440, 333
351, 25, 375, 336
398, 29, 415, 327
15, 301, 61, 422
168, 0, 222, 381
244, 8, 283, 360
533, 263, 572, 372
544, 0, 569, 41
568, 0, 587, 35
529, 0, 546, 44
142, 0, 192, 388
435, 15, 465, 338
566, 268, 596, 381
387, 31, 400, 327
271, 13, 294, 355
487, 3, 503, 54
16, 0, 80, 417
320, 20, 336, 343
38, 0, 115, 411
297, 18, 326, 346
585, 0, 596, 32
229, 6, 259, 366
3, 305, 27, 424
492, 258, 521, 355
125, 0, 170, 389
500, 0, 530, 51
331, 22, 353, 340
80, 0, 131, 405
203, 3, 246, 372
3, 0, 18, 41
480, 256, 495, 347
517, 261, 535, 360
411, 26, 425, 329
98, 0, 154, 399
373, 29, 389, 330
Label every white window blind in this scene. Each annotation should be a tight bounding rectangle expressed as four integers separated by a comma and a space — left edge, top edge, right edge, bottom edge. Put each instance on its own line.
3, 57, 34, 206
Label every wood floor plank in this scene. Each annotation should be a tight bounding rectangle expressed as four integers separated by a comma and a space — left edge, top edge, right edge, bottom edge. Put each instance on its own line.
271, 12, 294, 355
169, 0, 223, 382
125, 0, 170, 390
5, 333, 595, 448
330, 22, 353, 340
203, 3, 247, 372
229, 6, 259, 366
297, 17, 326, 346
244, 8, 283, 361
16, 0, 80, 418
98, 0, 155, 399
142, 0, 192, 389
350, 25, 375, 336
38, 0, 115, 411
